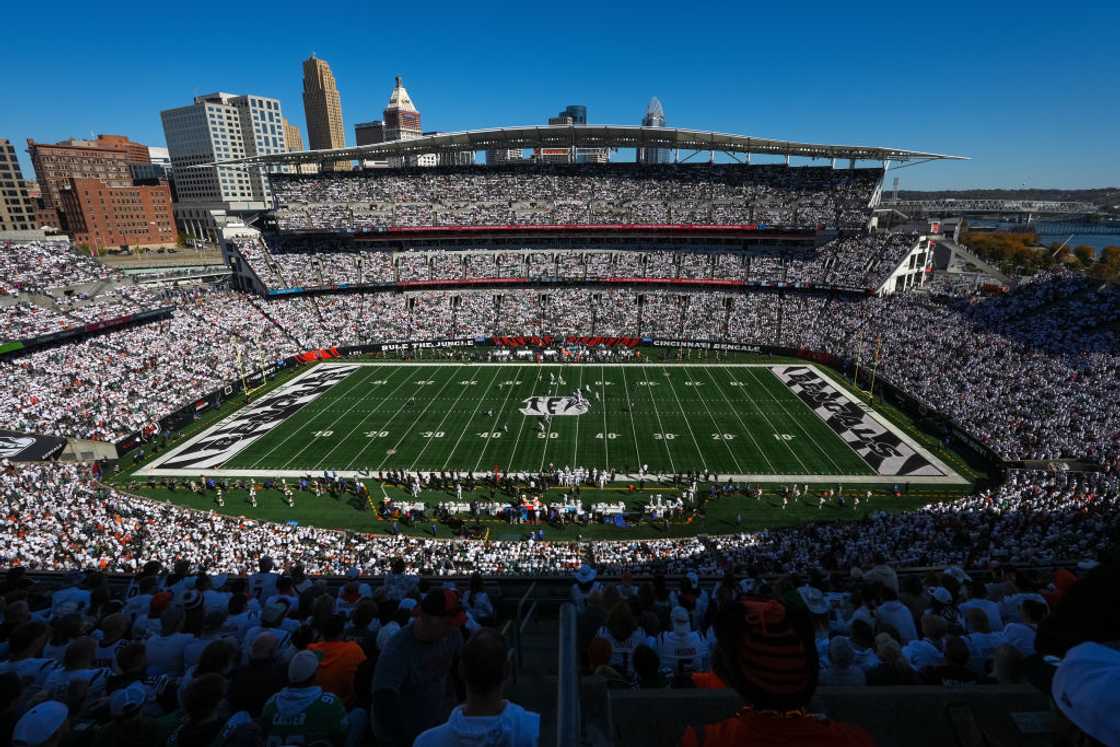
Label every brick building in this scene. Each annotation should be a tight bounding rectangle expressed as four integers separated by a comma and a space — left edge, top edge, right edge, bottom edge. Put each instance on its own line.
26, 134, 151, 231
58, 177, 177, 250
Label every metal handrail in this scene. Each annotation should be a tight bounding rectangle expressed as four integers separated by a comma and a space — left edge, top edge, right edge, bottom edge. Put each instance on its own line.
557, 602, 581, 747
512, 581, 537, 676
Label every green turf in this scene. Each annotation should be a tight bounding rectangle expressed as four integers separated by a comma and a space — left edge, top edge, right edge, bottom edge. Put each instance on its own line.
224, 363, 875, 477
124, 479, 966, 540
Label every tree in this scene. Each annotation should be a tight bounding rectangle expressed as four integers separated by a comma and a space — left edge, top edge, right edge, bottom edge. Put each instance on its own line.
1073, 245, 1096, 266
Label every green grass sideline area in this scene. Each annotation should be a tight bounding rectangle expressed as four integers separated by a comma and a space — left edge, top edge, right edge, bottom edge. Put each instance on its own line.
109, 350, 982, 540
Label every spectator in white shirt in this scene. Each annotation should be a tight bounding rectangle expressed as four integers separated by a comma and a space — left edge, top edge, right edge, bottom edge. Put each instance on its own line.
902, 614, 947, 671
144, 605, 194, 677
657, 607, 708, 677
413, 628, 539, 747
958, 580, 1003, 633
876, 585, 918, 644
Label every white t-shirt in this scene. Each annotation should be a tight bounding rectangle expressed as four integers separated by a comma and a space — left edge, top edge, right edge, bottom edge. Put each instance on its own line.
597, 627, 649, 678
657, 630, 708, 674
958, 599, 1003, 632
145, 632, 195, 676
248, 571, 279, 600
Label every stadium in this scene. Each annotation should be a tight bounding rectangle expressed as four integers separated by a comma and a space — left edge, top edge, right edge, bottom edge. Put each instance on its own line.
2, 123, 1118, 746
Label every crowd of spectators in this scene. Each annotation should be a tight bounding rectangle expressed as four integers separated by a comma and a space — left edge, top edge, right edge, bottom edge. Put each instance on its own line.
0, 241, 202, 344
1, 265, 1118, 463
1, 460, 1115, 746
230, 232, 919, 293
268, 164, 881, 232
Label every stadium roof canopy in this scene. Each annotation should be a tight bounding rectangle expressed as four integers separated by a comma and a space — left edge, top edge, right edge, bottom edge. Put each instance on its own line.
202, 124, 967, 168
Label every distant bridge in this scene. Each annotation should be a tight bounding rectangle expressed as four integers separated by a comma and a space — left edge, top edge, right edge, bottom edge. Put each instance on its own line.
878, 198, 1098, 215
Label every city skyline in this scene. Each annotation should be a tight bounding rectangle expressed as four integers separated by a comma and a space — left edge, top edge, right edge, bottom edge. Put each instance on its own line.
2, 0, 1118, 190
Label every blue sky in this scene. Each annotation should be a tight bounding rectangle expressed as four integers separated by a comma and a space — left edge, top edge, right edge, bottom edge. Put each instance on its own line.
3, 0, 1117, 189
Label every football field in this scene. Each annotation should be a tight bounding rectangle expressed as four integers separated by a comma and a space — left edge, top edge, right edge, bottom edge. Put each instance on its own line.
139, 362, 962, 484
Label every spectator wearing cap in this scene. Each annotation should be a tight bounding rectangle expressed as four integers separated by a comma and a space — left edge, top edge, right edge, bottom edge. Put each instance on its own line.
927, 586, 963, 634
242, 599, 297, 666
89, 682, 160, 747
307, 614, 367, 708
261, 650, 348, 746
145, 605, 194, 676
902, 614, 948, 672
569, 565, 602, 613
819, 638, 866, 687
875, 585, 918, 644
11, 700, 68, 747
372, 588, 465, 747
228, 632, 285, 718
1051, 641, 1120, 747
658, 607, 709, 677
681, 597, 874, 747
414, 627, 539, 747
958, 580, 1003, 633
798, 586, 832, 666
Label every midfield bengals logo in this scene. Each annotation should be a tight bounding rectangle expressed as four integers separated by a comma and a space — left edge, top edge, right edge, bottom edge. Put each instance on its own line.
519, 395, 589, 417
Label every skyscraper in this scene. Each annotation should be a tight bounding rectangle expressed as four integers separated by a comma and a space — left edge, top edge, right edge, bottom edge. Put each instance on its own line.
383, 76, 422, 167
639, 97, 671, 164
161, 92, 287, 242
0, 139, 36, 232
301, 54, 347, 171
546, 104, 608, 164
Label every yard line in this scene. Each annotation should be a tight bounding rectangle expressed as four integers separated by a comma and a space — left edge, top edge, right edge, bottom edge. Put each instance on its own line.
678, 367, 743, 474
598, 365, 611, 472
408, 366, 486, 471
660, 366, 709, 473
724, 365, 810, 473
571, 365, 585, 469
753, 367, 847, 473
636, 365, 677, 474
350, 366, 462, 471
618, 366, 645, 473
701, 365, 776, 473
249, 365, 388, 469
441, 366, 502, 471
302, 366, 419, 470
536, 370, 566, 473
503, 367, 544, 475
472, 365, 523, 474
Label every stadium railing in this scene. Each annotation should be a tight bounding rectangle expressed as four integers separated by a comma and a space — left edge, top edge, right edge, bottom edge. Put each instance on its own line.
557, 602, 582, 747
